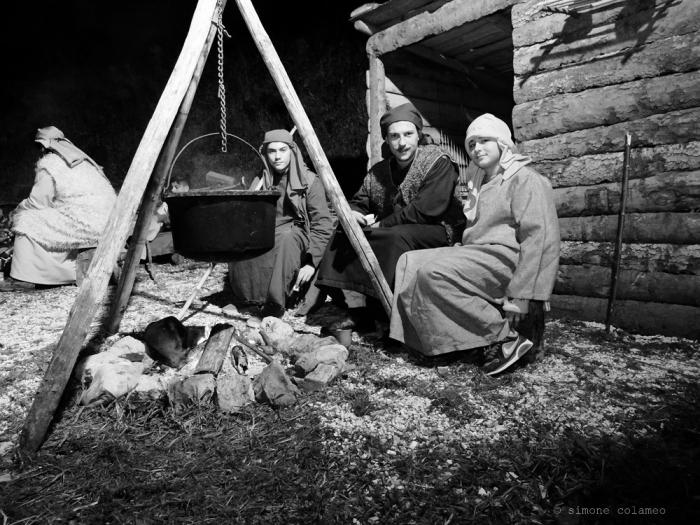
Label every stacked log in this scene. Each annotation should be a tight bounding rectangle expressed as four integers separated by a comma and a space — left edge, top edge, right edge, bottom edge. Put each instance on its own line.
512, 0, 700, 337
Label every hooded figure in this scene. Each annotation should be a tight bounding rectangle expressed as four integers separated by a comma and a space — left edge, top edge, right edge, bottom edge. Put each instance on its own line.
1, 127, 116, 291
311, 103, 464, 322
389, 114, 560, 375
255, 129, 314, 225
227, 129, 333, 318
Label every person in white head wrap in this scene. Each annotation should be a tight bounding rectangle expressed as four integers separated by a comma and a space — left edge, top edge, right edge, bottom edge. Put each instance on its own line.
388, 114, 560, 375
1, 127, 116, 291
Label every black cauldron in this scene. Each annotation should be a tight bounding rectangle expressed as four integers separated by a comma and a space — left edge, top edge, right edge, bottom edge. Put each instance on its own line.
164, 189, 280, 262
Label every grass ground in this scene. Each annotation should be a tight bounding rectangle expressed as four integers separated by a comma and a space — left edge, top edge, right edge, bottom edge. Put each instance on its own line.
1, 261, 699, 524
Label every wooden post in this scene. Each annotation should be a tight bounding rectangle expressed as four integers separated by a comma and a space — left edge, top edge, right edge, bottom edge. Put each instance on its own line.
106, 4, 224, 334
234, 0, 394, 314
19, 0, 222, 453
605, 132, 632, 333
368, 52, 386, 166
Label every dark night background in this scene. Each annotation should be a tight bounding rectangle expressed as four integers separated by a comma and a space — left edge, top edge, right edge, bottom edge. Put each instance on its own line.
0, 0, 369, 204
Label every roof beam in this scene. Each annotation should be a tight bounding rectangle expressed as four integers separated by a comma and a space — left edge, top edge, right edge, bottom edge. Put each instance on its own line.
357, 18, 513, 94
404, 44, 513, 94
351, 0, 435, 27
367, 0, 519, 56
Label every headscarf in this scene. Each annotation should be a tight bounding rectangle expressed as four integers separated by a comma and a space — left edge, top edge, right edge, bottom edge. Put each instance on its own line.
259, 129, 313, 226
35, 126, 97, 168
380, 103, 423, 139
462, 114, 532, 222
259, 129, 309, 194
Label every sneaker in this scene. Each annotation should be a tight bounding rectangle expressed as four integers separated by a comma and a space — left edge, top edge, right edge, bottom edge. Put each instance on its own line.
481, 333, 533, 376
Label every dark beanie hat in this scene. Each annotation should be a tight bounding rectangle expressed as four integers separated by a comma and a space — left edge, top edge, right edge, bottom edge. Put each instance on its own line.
380, 103, 423, 139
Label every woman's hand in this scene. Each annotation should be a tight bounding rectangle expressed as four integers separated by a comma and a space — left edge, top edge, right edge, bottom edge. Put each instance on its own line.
293, 264, 316, 291
497, 297, 530, 329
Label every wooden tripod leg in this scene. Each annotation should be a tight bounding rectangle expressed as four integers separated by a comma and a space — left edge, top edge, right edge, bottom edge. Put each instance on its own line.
19, 0, 224, 454
177, 263, 215, 321
105, 8, 224, 335
235, 0, 393, 315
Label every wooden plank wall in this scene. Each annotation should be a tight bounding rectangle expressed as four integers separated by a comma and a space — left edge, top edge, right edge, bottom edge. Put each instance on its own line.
512, 0, 700, 338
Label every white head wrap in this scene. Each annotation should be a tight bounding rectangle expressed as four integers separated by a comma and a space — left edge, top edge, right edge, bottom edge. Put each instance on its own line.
464, 113, 531, 180
461, 114, 532, 222
35, 126, 97, 168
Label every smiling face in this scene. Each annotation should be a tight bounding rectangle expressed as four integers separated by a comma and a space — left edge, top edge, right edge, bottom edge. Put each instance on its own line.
386, 121, 420, 168
266, 142, 292, 174
467, 136, 502, 176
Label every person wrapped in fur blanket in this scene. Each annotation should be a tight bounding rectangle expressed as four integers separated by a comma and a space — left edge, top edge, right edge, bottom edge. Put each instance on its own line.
389, 114, 560, 375
0, 127, 116, 291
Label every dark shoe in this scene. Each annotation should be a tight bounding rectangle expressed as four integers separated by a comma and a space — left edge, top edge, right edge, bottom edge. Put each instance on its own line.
247, 302, 285, 327
348, 307, 376, 332
481, 333, 533, 376
260, 302, 285, 319
378, 331, 402, 352
294, 286, 327, 317
322, 307, 375, 334
0, 277, 37, 292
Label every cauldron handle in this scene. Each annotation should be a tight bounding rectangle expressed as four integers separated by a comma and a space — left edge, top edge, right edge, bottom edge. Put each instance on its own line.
164, 132, 267, 196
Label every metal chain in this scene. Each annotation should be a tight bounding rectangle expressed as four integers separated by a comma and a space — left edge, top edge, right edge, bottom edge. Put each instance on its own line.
216, 0, 228, 153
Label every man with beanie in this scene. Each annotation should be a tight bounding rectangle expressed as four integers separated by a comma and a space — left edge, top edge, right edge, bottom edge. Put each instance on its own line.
1, 126, 116, 291
312, 103, 463, 323
227, 129, 333, 319
389, 114, 560, 375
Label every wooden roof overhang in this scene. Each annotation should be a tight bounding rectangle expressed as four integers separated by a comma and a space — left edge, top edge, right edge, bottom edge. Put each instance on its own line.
351, 0, 519, 163
351, 0, 518, 90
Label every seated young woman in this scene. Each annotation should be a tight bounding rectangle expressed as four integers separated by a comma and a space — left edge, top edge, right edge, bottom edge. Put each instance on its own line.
388, 114, 560, 375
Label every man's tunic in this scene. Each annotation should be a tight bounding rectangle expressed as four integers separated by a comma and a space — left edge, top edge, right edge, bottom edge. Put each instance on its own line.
316, 144, 463, 298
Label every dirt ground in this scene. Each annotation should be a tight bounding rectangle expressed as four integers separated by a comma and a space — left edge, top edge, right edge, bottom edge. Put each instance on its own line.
1, 260, 699, 524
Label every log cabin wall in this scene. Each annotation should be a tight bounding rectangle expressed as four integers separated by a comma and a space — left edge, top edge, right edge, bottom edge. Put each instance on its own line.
512, 0, 700, 338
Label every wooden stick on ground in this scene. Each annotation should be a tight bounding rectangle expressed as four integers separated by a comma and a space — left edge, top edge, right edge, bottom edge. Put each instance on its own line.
233, 333, 273, 364
195, 325, 236, 375
176, 263, 215, 321
234, 0, 394, 314
19, 0, 222, 454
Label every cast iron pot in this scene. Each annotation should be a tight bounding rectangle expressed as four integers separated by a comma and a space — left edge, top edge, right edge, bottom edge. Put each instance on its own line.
164, 189, 280, 262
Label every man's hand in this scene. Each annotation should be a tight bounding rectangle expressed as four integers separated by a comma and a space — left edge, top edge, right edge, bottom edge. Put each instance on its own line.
294, 264, 316, 291
351, 210, 369, 226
